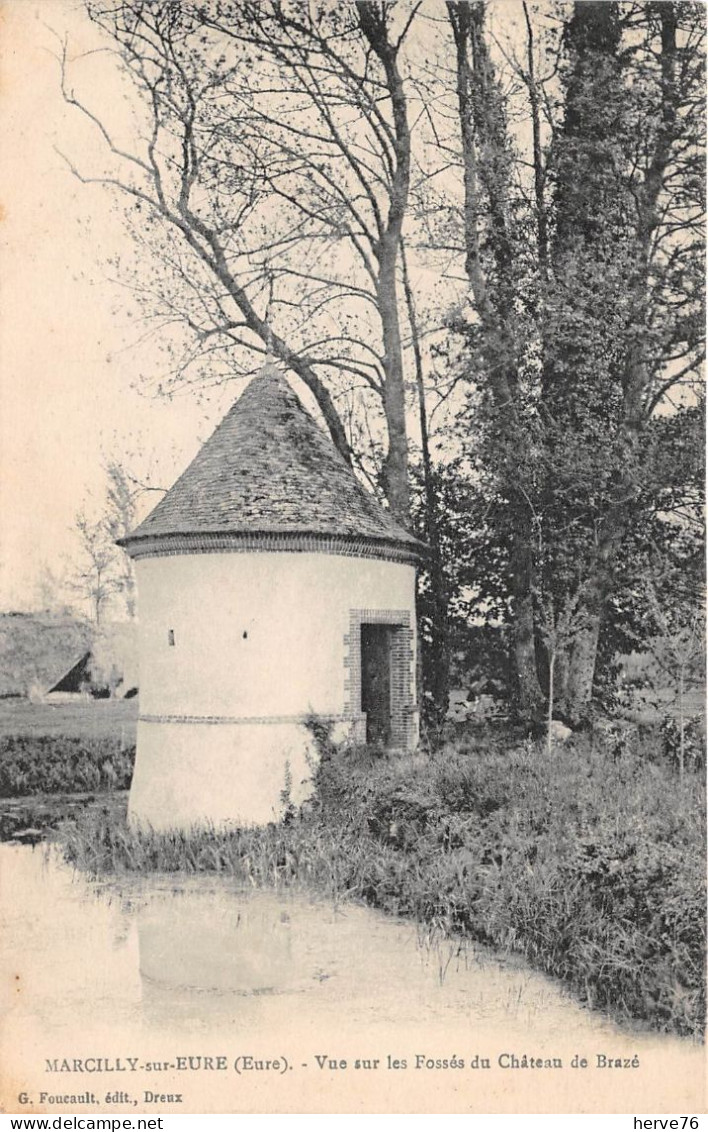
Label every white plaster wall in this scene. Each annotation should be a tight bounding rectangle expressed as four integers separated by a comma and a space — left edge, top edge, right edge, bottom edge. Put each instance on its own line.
135, 552, 416, 717
129, 719, 316, 831
129, 550, 417, 831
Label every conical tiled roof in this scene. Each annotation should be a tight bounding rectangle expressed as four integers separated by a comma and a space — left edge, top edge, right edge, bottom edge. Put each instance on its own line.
119, 366, 423, 560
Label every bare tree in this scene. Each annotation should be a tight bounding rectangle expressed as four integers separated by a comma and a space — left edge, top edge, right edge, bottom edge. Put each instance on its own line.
103, 460, 138, 619
59, 0, 430, 521
70, 511, 121, 626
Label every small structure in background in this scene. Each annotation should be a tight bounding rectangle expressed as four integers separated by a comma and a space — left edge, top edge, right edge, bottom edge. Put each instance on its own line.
118, 363, 424, 831
44, 623, 139, 702
45, 650, 94, 699
0, 613, 137, 701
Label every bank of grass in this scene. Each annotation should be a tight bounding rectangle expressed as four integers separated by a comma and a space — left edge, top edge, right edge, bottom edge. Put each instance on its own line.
58, 726, 706, 1038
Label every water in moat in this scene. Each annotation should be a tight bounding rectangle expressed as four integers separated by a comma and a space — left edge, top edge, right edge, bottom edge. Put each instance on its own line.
0, 844, 703, 1113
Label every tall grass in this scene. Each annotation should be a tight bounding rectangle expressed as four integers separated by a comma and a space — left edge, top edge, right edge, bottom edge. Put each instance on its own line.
0, 735, 135, 795
58, 727, 706, 1038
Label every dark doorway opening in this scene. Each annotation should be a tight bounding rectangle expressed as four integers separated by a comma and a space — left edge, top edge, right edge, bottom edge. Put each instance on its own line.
360, 624, 393, 746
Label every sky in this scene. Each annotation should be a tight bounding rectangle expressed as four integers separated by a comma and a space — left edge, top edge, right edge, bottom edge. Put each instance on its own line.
0, 0, 236, 611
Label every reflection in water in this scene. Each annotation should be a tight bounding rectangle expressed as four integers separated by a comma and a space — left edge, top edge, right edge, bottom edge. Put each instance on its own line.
139, 897, 299, 996
134, 874, 603, 1037
1, 843, 702, 1089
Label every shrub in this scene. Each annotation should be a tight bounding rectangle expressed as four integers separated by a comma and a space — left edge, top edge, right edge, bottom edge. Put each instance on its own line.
0, 735, 135, 795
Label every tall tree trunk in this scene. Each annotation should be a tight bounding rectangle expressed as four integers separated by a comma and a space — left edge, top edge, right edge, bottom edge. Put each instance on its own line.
546, 646, 556, 754
402, 245, 450, 731
561, 494, 631, 720
359, 2, 412, 524
449, 1, 545, 720
378, 251, 410, 521
522, 1, 549, 277
678, 666, 685, 780
564, 619, 601, 721
510, 533, 544, 718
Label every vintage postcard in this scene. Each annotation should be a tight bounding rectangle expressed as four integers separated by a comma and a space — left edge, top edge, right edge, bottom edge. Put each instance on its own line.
0, 0, 705, 1117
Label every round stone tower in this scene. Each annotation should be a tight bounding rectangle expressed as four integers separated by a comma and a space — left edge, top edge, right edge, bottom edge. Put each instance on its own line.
119, 365, 423, 831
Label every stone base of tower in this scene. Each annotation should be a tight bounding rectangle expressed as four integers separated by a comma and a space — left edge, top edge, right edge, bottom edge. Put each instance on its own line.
128, 718, 327, 832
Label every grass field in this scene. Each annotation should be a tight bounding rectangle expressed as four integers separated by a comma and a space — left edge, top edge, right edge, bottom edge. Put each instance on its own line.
0, 697, 138, 742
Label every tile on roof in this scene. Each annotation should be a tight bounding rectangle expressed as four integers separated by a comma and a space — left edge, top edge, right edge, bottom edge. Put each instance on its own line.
120, 365, 422, 555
